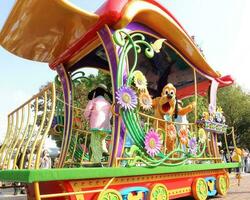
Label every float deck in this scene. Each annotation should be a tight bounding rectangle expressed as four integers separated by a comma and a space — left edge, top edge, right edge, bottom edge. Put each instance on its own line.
0, 163, 240, 183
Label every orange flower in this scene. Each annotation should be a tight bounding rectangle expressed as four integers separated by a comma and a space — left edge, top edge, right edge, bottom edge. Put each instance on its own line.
167, 124, 176, 141
139, 92, 152, 110
179, 128, 188, 145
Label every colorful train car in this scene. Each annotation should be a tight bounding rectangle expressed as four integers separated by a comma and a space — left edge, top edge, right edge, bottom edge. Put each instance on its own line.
0, 0, 240, 199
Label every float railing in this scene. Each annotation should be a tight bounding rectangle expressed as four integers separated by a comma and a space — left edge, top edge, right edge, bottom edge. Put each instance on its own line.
51, 90, 111, 167
0, 83, 56, 170
116, 111, 228, 167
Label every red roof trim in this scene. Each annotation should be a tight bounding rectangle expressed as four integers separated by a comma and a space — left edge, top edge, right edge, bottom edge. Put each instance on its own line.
177, 75, 234, 99
177, 81, 210, 99
215, 75, 234, 87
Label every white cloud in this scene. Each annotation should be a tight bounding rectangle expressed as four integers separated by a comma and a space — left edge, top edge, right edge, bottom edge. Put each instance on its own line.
0, 115, 7, 144
226, 1, 250, 91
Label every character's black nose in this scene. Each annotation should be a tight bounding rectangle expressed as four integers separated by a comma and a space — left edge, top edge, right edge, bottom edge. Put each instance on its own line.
167, 94, 172, 99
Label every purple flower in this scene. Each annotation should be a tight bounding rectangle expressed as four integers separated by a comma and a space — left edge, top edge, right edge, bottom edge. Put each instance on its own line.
144, 129, 162, 157
116, 86, 138, 110
189, 137, 197, 155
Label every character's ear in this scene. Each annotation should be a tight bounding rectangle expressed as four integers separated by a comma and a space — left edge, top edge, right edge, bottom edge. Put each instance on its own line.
174, 97, 178, 119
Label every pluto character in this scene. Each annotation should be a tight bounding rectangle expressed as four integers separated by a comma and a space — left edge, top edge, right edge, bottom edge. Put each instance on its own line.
152, 83, 195, 152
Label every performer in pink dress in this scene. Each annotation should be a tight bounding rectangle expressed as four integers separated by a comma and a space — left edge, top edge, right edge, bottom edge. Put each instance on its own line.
84, 84, 112, 164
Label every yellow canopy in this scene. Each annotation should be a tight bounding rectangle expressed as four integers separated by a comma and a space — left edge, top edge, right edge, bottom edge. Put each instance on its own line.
0, 0, 99, 63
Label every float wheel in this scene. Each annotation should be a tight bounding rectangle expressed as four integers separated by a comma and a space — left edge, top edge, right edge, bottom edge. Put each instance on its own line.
192, 178, 208, 200
225, 172, 230, 190
97, 189, 122, 200
216, 175, 228, 196
148, 183, 169, 200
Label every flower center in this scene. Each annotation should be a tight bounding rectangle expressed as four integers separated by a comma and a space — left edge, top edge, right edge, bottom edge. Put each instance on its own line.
122, 93, 131, 103
137, 78, 143, 85
149, 138, 156, 149
142, 97, 149, 104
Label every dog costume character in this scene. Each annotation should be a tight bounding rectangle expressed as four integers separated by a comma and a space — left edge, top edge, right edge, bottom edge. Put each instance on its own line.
152, 83, 195, 153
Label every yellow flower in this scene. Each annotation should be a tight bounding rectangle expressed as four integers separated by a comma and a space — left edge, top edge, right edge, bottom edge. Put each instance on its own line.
139, 92, 152, 110
198, 128, 206, 143
133, 70, 147, 91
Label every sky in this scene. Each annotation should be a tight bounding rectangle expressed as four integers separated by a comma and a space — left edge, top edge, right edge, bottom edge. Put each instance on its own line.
0, 0, 250, 142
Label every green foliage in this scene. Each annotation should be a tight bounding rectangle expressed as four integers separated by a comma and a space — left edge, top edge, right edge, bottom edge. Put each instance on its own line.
182, 95, 209, 122
182, 84, 250, 150
217, 85, 250, 149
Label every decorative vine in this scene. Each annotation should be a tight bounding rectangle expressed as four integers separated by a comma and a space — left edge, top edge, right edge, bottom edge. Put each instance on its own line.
113, 29, 206, 167
54, 71, 92, 163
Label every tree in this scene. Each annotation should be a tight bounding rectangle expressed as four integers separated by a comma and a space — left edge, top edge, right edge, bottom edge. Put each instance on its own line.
182, 84, 250, 150
182, 95, 209, 123
217, 85, 250, 149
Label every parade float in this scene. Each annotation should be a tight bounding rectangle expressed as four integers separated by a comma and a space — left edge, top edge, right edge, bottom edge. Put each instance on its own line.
0, 0, 240, 199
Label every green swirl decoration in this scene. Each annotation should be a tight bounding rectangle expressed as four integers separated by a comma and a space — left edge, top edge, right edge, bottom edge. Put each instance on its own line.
220, 177, 227, 193
217, 175, 227, 195
102, 193, 121, 200
150, 184, 169, 200
113, 29, 206, 167
196, 179, 208, 200
54, 71, 92, 163
98, 189, 122, 200
114, 30, 154, 150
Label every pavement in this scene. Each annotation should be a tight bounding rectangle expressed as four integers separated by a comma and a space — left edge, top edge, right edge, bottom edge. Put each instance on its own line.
0, 173, 249, 200
0, 187, 26, 200
212, 172, 250, 200
179, 172, 250, 200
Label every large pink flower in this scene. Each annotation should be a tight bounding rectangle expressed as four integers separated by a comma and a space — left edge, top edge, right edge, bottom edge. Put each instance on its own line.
144, 129, 162, 157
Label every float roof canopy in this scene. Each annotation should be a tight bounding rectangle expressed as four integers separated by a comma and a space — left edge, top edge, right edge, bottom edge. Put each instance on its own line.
0, 0, 99, 63
1, 0, 226, 79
